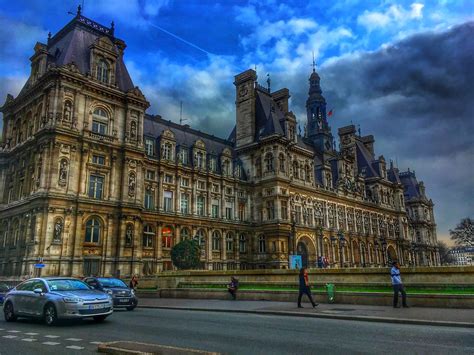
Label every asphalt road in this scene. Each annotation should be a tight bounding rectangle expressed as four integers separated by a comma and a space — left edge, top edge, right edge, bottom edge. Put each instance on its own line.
0, 308, 473, 354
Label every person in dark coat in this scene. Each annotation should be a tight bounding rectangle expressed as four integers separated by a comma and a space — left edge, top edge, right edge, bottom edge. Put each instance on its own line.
227, 276, 239, 300
129, 275, 139, 291
297, 267, 318, 308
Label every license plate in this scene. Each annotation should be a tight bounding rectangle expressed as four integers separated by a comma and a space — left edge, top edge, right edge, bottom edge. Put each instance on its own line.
119, 298, 129, 303
89, 304, 106, 310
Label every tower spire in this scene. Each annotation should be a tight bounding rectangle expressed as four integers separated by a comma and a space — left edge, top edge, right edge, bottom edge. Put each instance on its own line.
312, 51, 316, 73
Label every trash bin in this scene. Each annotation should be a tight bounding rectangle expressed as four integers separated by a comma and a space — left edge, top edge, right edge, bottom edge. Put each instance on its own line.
326, 283, 335, 303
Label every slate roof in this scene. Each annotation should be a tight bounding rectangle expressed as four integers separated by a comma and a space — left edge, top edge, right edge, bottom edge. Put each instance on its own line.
19, 14, 134, 96
399, 170, 422, 200
144, 115, 233, 155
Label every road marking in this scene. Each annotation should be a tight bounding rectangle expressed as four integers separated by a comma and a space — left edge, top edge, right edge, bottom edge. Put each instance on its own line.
21, 338, 37, 342
44, 335, 60, 338
42, 341, 60, 346
3, 335, 18, 339
25, 332, 39, 336
90, 341, 103, 344
7, 330, 21, 333
65, 338, 82, 341
66, 345, 84, 350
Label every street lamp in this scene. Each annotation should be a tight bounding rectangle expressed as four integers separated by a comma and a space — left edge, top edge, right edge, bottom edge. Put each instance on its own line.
290, 212, 297, 256
316, 225, 323, 267
380, 237, 387, 266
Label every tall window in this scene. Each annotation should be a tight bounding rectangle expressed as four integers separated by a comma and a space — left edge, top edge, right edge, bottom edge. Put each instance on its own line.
266, 201, 275, 220
144, 189, 154, 210
212, 231, 221, 251
293, 161, 299, 179
211, 200, 219, 218
162, 226, 173, 248
145, 138, 155, 156
197, 229, 206, 254
92, 108, 108, 135
88, 175, 104, 199
255, 157, 262, 177
180, 148, 189, 165
279, 153, 286, 172
222, 160, 230, 176
258, 235, 266, 253
226, 233, 234, 252
143, 225, 154, 248
197, 196, 205, 216
163, 142, 173, 160
180, 227, 190, 240
225, 206, 233, 220
208, 156, 216, 171
281, 200, 288, 220
181, 194, 189, 214
85, 218, 101, 243
163, 191, 173, 212
305, 165, 311, 182
239, 234, 246, 253
196, 152, 204, 169
265, 153, 274, 172
295, 206, 302, 224
97, 59, 109, 83
238, 203, 245, 221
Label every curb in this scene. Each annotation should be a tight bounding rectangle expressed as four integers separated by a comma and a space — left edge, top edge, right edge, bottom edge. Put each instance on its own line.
138, 305, 474, 328
98, 340, 220, 355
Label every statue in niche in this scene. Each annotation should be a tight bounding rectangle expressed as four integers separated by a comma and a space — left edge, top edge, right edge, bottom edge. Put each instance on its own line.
63, 101, 72, 121
128, 172, 136, 197
130, 121, 137, 139
53, 219, 63, 242
125, 224, 133, 246
58, 159, 68, 186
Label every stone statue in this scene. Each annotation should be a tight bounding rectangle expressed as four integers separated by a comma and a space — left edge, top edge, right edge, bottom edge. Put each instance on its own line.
63, 101, 72, 121
130, 121, 137, 139
54, 219, 63, 242
58, 159, 68, 186
128, 173, 136, 197
126, 224, 133, 246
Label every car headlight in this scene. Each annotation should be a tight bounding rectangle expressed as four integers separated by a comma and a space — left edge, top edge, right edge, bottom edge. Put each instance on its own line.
63, 297, 83, 303
130, 289, 135, 295
106, 289, 113, 295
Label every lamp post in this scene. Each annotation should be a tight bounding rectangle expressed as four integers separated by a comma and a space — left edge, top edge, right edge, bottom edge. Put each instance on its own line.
316, 225, 323, 267
337, 230, 346, 268
380, 237, 387, 266
290, 212, 297, 256
411, 242, 418, 267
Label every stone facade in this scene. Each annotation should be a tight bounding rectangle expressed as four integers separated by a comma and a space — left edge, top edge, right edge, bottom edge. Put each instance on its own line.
0, 11, 439, 278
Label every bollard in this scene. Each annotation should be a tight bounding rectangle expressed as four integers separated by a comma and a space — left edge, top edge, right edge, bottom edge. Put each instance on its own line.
326, 283, 335, 303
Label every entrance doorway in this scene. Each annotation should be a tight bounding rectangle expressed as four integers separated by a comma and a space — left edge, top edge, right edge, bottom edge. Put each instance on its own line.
297, 242, 308, 268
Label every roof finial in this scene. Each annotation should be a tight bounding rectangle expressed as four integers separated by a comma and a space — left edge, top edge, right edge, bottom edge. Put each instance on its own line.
312, 51, 316, 73
77, 4, 82, 16
111, 21, 115, 33
47, 32, 52, 42
266, 73, 271, 92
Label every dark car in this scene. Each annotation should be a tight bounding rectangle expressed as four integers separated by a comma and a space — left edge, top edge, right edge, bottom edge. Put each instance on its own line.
0, 283, 11, 305
84, 277, 138, 311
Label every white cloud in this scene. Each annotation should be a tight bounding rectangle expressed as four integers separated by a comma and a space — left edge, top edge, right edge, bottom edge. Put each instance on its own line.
234, 5, 260, 26
357, 2, 425, 31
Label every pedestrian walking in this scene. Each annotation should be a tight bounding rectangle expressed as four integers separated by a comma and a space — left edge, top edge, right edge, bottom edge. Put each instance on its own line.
297, 267, 318, 308
391, 261, 409, 308
227, 276, 239, 300
129, 274, 139, 291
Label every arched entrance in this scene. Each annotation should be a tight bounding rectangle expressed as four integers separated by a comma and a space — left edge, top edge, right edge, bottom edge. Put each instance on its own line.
297, 241, 309, 268
387, 245, 397, 264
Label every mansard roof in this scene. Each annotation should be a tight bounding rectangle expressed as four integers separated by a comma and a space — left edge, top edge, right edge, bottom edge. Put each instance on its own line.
399, 170, 423, 200
255, 89, 285, 139
144, 114, 234, 156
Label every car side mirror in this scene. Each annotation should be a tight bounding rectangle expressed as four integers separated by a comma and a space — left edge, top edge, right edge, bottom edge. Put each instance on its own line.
33, 288, 43, 294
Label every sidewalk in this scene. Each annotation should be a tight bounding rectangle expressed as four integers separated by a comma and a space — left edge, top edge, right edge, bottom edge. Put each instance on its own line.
138, 297, 474, 328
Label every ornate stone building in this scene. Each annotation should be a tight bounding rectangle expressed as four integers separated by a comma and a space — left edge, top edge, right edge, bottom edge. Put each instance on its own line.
0, 10, 439, 277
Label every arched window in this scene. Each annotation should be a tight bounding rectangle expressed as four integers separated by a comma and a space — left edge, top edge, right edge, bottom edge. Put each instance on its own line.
258, 235, 266, 253
279, 153, 285, 172
92, 108, 108, 135
293, 161, 299, 179
226, 232, 234, 252
162, 225, 173, 248
196, 229, 206, 255
239, 234, 246, 253
97, 59, 109, 83
265, 153, 274, 172
212, 230, 221, 251
85, 218, 101, 243
143, 224, 154, 248
180, 227, 190, 241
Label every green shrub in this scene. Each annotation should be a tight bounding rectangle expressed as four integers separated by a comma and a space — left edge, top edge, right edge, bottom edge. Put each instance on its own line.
171, 239, 201, 270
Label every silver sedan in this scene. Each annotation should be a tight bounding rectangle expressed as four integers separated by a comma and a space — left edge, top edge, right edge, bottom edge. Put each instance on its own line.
3, 277, 113, 325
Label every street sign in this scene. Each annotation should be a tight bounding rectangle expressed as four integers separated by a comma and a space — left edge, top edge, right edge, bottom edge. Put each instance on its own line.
34, 263, 45, 268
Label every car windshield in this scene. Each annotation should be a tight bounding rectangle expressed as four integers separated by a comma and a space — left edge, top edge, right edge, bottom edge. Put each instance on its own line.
47, 279, 90, 291
98, 278, 127, 288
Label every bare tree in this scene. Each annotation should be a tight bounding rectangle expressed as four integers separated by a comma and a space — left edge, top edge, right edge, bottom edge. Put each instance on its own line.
450, 218, 473, 247
438, 241, 455, 265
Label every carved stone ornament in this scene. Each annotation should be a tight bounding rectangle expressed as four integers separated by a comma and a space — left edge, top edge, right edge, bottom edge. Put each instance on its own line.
58, 159, 68, 186
125, 224, 133, 246
53, 219, 63, 242
239, 84, 248, 98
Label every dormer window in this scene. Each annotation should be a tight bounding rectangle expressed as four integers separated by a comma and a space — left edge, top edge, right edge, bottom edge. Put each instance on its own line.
97, 59, 109, 83
92, 108, 108, 135
162, 142, 173, 160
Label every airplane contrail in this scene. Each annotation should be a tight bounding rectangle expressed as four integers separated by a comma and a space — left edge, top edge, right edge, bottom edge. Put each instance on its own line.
147, 21, 212, 56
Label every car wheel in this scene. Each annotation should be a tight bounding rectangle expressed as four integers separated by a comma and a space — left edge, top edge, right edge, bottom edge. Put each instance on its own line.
93, 315, 108, 322
44, 304, 58, 326
126, 305, 136, 311
4, 302, 17, 322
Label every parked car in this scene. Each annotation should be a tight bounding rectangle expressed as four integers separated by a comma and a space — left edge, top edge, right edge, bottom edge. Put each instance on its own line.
3, 277, 113, 325
83, 277, 138, 311
0, 283, 11, 305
